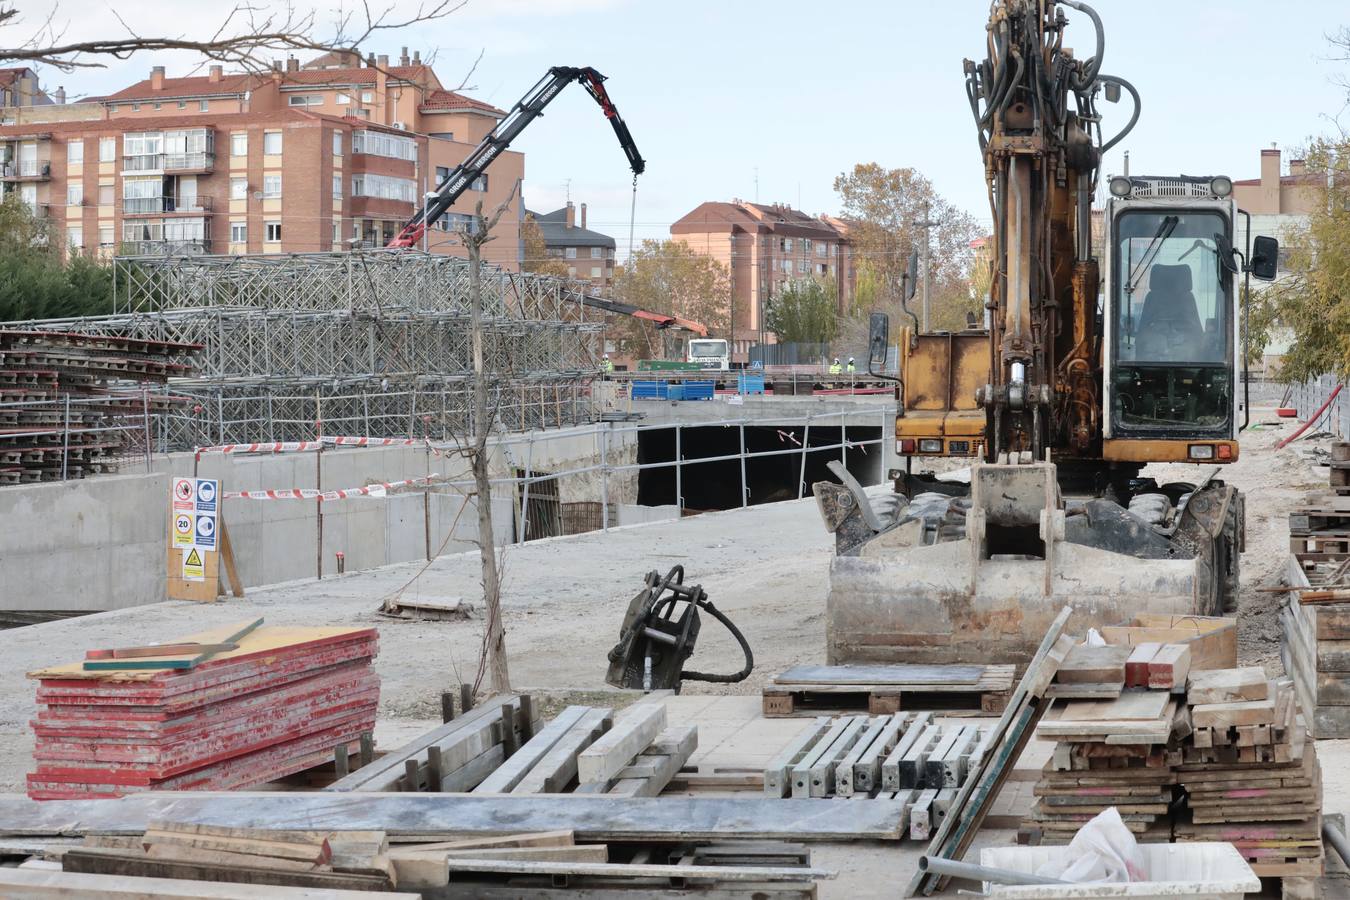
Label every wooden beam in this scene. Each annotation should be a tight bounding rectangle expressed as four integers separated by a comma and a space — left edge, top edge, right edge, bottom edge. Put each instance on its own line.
0, 794, 909, 841
577, 703, 666, 786
512, 708, 613, 794
473, 705, 590, 794
763, 717, 830, 798
0, 868, 417, 899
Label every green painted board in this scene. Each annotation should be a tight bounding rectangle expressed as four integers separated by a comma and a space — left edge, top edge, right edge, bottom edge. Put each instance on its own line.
80, 618, 264, 671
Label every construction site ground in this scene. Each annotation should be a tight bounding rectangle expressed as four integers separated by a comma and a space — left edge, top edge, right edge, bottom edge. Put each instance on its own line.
1, 405, 1346, 897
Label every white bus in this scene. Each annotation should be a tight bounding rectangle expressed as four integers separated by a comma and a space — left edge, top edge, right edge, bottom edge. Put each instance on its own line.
687, 339, 730, 370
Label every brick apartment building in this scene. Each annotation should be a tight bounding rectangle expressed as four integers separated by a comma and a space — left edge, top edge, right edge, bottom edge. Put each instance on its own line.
0, 51, 524, 266
670, 200, 854, 359
529, 201, 616, 290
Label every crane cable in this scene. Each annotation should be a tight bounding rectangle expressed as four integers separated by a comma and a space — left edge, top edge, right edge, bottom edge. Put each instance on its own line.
627, 174, 638, 267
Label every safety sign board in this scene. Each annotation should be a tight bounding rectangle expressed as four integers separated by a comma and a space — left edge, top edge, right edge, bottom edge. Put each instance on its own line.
173, 512, 194, 547
181, 547, 205, 582
172, 477, 194, 511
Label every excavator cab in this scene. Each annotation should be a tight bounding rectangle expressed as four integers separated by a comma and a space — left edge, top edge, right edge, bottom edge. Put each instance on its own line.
1101, 175, 1276, 465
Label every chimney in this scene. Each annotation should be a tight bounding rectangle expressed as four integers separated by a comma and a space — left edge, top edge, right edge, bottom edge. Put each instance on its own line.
150, 66, 165, 90
1290, 158, 1307, 177
272, 60, 283, 72
53, 86, 66, 105
580, 203, 587, 230
399, 47, 410, 67
286, 56, 299, 73
565, 201, 575, 229
366, 53, 377, 68
208, 65, 223, 83
413, 50, 421, 64
1260, 146, 1281, 215
377, 54, 389, 69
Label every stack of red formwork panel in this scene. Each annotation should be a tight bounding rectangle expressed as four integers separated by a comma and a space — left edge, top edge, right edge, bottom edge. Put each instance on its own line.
26, 621, 379, 800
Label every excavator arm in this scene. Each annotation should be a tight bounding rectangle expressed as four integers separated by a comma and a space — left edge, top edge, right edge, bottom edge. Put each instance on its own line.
386, 66, 646, 250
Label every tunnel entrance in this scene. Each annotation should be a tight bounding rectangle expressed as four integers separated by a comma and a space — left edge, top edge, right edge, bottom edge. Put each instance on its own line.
636, 424, 884, 512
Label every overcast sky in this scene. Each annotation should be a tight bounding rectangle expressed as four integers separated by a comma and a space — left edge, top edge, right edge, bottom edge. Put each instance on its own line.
24, 0, 1350, 259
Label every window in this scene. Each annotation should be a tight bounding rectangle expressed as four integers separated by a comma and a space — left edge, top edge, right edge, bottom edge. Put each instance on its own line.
199, 100, 209, 112
469, 174, 488, 192
435, 165, 450, 183
131, 103, 140, 111
441, 213, 481, 234
66, 140, 83, 164
590, 246, 603, 259
783, 237, 793, 252
780, 259, 792, 274
263, 132, 282, 155
108, 104, 117, 113
361, 91, 374, 103
177, 100, 187, 109
230, 177, 248, 200
123, 131, 163, 161
99, 137, 115, 162
332, 174, 342, 198
287, 94, 323, 107
67, 226, 83, 251
262, 175, 281, 198
336, 92, 350, 105
591, 267, 602, 278
349, 173, 416, 202
66, 183, 83, 206
152, 102, 161, 110
122, 176, 161, 213
796, 259, 808, 274
567, 266, 576, 278
429, 131, 454, 142
230, 133, 247, 157
332, 132, 342, 156
265, 222, 281, 242
332, 220, 341, 245
350, 129, 416, 161
98, 226, 113, 247
565, 247, 577, 259
230, 223, 246, 243
98, 184, 114, 206
816, 241, 827, 255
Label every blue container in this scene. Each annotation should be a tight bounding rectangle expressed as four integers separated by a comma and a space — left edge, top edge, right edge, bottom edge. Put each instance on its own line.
737, 373, 766, 395
683, 380, 716, 401
631, 380, 669, 400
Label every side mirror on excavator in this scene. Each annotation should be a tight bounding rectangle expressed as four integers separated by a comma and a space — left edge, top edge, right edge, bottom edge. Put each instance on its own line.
868, 313, 890, 370
1249, 235, 1279, 282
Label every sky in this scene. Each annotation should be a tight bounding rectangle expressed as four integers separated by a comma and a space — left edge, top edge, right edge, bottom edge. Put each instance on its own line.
16, 0, 1350, 261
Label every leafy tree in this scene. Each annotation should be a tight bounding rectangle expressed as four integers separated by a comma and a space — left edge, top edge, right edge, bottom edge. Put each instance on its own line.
519, 212, 569, 279
0, 194, 114, 322
765, 278, 838, 344
833, 162, 983, 331
609, 239, 731, 359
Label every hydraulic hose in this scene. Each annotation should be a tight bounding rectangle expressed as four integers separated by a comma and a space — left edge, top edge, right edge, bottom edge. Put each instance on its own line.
1276, 385, 1342, 449
681, 598, 754, 684
644, 565, 754, 685
1060, 0, 1104, 89
1097, 74, 1141, 154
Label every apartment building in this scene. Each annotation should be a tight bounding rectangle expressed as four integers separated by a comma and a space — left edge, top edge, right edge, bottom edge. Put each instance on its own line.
0, 51, 524, 266
670, 200, 854, 358
529, 201, 616, 290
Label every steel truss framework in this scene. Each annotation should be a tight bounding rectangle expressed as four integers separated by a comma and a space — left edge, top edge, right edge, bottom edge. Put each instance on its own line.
31, 252, 603, 448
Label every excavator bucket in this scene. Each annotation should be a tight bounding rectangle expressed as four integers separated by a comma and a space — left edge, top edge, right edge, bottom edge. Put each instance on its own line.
815, 459, 1225, 667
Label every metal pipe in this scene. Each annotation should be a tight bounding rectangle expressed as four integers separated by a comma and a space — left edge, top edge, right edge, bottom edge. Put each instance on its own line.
1324, 819, 1350, 868
917, 856, 1067, 886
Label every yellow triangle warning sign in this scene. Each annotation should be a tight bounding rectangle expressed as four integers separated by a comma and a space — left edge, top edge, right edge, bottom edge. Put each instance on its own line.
185, 548, 202, 567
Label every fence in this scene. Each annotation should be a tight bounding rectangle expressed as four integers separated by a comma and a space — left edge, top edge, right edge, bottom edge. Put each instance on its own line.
1292, 375, 1350, 441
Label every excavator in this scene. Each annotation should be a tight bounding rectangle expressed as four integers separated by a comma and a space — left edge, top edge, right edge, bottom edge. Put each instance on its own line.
814, 0, 1281, 665
386, 66, 707, 337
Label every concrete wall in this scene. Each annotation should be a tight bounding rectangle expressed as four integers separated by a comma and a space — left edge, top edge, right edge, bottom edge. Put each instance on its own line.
0, 473, 168, 612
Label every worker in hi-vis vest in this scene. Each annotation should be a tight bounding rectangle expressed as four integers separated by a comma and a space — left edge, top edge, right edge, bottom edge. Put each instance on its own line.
601, 355, 614, 373
828, 358, 842, 375
846, 357, 856, 374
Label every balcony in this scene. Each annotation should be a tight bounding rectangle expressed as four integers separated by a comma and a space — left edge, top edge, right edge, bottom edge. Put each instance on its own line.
1, 160, 52, 180
121, 239, 212, 257
122, 195, 214, 216
121, 152, 215, 174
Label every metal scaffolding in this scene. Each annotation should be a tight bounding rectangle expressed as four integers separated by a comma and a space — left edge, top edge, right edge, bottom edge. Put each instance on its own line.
22, 251, 603, 448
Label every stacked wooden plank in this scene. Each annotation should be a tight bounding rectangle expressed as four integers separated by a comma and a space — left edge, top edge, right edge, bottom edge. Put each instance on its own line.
1290, 500, 1350, 570
762, 663, 1015, 717
26, 621, 378, 799
1173, 671, 1323, 878
48, 823, 829, 897
0, 329, 198, 484
1332, 441, 1350, 496
1281, 497, 1350, 737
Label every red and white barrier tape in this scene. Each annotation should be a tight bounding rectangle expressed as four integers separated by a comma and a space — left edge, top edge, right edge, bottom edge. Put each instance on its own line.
223, 473, 440, 502
325, 436, 424, 447
196, 440, 325, 455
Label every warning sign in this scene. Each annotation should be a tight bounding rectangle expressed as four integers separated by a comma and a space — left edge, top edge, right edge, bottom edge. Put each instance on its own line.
181, 547, 205, 582
173, 512, 194, 547
172, 477, 194, 511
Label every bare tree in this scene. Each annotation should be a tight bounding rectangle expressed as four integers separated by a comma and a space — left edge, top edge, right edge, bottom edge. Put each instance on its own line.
1, 0, 466, 75
462, 178, 522, 695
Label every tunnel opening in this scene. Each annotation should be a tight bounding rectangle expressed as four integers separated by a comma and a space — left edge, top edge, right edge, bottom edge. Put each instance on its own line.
636, 424, 885, 512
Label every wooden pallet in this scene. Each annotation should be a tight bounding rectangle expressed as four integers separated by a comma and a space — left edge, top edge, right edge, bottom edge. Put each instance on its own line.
763, 664, 1014, 717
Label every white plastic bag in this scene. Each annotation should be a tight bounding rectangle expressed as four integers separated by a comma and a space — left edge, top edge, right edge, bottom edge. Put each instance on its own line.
1034, 807, 1146, 883
1083, 627, 1107, 648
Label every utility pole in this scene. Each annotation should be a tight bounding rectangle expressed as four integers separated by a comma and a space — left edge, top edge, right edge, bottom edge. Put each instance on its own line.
913, 202, 939, 332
